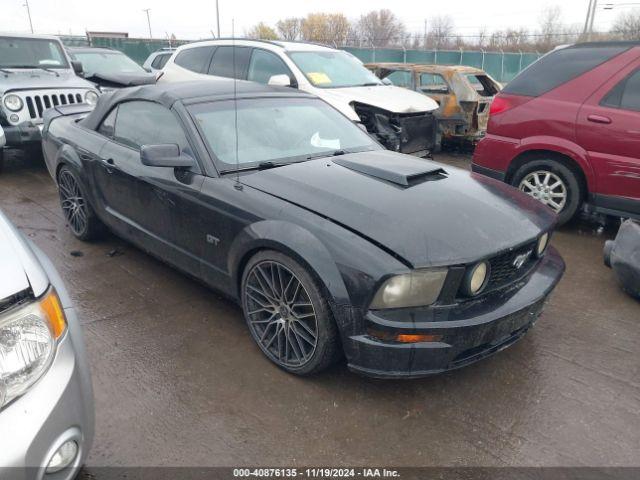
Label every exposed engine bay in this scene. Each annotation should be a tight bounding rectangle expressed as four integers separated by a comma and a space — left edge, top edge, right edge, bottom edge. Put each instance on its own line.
352, 103, 436, 157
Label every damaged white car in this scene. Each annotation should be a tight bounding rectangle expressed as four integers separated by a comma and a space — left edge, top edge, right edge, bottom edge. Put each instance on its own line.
159, 40, 439, 156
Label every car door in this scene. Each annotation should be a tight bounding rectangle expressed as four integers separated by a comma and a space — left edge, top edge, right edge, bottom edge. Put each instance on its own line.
93, 100, 205, 274
207, 45, 251, 79
577, 63, 640, 214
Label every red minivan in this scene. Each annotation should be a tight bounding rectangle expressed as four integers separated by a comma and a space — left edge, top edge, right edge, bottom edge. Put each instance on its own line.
472, 42, 640, 224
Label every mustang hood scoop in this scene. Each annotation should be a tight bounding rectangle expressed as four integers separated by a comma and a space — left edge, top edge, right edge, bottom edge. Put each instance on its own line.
333, 151, 446, 187
241, 150, 557, 267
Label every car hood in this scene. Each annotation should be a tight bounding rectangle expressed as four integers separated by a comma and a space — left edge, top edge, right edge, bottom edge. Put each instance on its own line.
241, 151, 556, 267
0, 69, 94, 93
319, 85, 439, 114
0, 211, 48, 301
85, 71, 157, 88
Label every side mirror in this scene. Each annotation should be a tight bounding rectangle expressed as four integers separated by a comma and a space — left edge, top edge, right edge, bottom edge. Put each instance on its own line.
268, 74, 292, 87
381, 78, 392, 85
71, 60, 84, 76
140, 144, 195, 169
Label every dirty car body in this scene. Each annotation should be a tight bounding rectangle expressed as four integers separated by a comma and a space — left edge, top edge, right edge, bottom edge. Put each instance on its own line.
41, 80, 564, 378
367, 63, 501, 145
0, 210, 94, 479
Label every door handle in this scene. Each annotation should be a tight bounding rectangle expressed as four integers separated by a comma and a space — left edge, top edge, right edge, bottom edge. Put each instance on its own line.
587, 114, 612, 124
102, 158, 115, 174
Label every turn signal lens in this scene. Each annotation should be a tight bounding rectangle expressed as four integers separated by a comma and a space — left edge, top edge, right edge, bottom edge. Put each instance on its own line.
40, 289, 66, 339
367, 329, 443, 344
396, 334, 443, 344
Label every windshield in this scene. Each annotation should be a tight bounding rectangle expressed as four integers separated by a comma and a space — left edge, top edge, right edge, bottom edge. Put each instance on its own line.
288, 51, 382, 89
0, 37, 69, 69
71, 51, 146, 76
189, 97, 380, 170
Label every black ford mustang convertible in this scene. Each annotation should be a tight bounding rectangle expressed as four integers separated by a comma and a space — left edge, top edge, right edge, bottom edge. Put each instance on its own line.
42, 80, 565, 378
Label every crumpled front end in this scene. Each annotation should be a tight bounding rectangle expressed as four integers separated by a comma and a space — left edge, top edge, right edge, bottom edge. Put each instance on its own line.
604, 220, 640, 299
352, 102, 436, 156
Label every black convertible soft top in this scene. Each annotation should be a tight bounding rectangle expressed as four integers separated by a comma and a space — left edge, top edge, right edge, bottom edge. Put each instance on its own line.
81, 79, 314, 130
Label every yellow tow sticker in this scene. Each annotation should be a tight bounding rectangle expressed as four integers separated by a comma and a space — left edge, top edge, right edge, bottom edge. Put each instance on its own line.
307, 72, 332, 85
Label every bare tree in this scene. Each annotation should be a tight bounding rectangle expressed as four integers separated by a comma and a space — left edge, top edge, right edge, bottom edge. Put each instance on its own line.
611, 9, 640, 40
427, 15, 455, 49
246, 22, 278, 40
277, 17, 302, 41
537, 6, 564, 51
356, 9, 406, 47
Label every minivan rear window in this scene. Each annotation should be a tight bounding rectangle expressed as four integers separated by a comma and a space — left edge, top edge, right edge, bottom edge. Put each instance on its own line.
503, 45, 629, 97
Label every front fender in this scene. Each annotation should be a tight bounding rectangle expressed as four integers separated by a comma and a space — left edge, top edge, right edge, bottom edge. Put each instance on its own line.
227, 220, 351, 306
516, 136, 595, 190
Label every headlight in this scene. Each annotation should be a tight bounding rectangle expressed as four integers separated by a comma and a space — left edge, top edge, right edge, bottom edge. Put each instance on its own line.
84, 90, 98, 106
462, 261, 490, 297
370, 269, 447, 309
3, 94, 23, 112
0, 289, 67, 409
536, 233, 549, 257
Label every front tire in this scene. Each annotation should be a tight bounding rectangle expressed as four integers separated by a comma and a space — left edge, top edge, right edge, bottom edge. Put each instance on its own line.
57, 166, 104, 241
241, 250, 340, 376
511, 159, 583, 225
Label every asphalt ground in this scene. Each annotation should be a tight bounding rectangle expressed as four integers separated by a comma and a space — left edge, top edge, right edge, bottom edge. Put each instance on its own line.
0, 149, 638, 469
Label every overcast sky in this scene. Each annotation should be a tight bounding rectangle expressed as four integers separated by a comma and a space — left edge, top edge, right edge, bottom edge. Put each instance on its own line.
0, 0, 629, 40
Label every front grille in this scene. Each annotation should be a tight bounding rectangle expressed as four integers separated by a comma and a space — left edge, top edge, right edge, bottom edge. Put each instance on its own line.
24, 92, 84, 120
486, 241, 538, 291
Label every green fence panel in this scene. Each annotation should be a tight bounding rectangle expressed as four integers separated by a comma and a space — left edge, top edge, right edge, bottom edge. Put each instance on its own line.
59, 37, 542, 80
60, 36, 189, 65
343, 45, 542, 83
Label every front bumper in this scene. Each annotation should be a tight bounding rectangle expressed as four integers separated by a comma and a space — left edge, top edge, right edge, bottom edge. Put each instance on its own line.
1, 121, 42, 148
344, 246, 565, 379
0, 249, 94, 479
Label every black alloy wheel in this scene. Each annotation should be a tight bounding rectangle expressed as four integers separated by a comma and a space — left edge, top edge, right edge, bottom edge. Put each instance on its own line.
57, 166, 104, 240
241, 251, 339, 375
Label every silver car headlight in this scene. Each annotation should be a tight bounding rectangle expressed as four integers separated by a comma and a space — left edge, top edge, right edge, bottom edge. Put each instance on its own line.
3, 94, 23, 112
84, 90, 99, 106
370, 269, 448, 309
0, 288, 67, 409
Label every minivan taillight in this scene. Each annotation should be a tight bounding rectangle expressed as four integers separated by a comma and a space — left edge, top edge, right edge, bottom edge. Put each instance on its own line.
489, 94, 531, 116
489, 96, 514, 116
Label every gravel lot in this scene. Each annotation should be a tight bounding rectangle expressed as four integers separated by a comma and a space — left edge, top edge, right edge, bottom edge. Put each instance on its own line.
1, 149, 639, 468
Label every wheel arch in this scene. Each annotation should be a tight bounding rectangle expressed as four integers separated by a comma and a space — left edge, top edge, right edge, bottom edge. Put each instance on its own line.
506, 149, 590, 201
228, 220, 351, 308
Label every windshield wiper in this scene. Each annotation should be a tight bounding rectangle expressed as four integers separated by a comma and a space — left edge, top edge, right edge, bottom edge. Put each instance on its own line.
220, 159, 307, 174
360, 82, 381, 87
307, 149, 348, 161
0, 68, 13, 75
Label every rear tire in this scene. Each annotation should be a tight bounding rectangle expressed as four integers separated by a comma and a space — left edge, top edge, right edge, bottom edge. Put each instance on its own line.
57, 165, 105, 241
241, 250, 340, 376
511, 158, 583, 225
